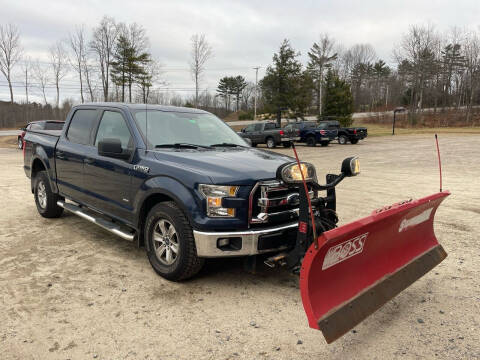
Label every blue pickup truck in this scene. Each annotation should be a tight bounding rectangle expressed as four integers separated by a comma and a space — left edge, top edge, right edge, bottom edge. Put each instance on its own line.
23, 103, 316, 280
283, 121, 337, 147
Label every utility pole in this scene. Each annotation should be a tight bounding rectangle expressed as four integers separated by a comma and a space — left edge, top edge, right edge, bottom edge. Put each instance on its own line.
253, 66, 260, 120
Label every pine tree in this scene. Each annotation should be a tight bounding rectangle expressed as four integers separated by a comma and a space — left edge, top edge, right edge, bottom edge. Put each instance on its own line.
260, 39, 303, 125
323, 70, 354, 127
110, 35, 135, 102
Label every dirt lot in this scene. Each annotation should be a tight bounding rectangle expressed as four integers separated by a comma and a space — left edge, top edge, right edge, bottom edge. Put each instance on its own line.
1, 134, 479, 359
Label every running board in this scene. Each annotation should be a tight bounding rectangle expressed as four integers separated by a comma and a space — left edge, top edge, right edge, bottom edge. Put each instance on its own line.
57, 201, 135, 241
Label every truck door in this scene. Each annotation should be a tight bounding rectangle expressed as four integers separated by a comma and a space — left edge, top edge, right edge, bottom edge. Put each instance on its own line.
83, 109, 134, 222
56, 108, 100, 203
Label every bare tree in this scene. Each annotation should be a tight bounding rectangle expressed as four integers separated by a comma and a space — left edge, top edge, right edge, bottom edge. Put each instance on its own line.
189, 34, 213, 107
83, 58, 96, 102
33, 60, 49, 105
395, 24, 439, 115
0, 24, 22, 103
464, 30, 480, 123
50, 41, 69, 107
69, 25, 88, 103
90, 16, 119, 101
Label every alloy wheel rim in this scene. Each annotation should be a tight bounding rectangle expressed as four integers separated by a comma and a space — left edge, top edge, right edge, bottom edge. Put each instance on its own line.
153, 219, 179, 265
37, 181, 47, 209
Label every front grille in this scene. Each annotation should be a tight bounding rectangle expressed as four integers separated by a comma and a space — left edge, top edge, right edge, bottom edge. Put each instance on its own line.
248, 180, 313, 226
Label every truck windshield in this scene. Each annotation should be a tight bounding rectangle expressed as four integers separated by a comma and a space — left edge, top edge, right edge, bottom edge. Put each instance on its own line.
133, 110, 248, 149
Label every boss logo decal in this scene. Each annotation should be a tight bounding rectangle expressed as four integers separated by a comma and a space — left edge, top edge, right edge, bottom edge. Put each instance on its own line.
322, 233, 368, 270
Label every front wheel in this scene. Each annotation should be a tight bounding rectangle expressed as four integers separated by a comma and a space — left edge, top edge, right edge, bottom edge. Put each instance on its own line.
145, 201, 204, 281
338, 135, 348, 145
266, 137, 276, 148
34, 171, 64, 218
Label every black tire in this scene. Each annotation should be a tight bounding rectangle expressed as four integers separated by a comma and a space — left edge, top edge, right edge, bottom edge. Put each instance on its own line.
320, 141, 329, 147
282, 141, 292, 148
145, 201, 204, 281
266, 137, 276, 148
18, 137, 23, 149
306, 136, 316, 147
350, 139, 359, 144
338, 135, 348, 145
34, 171, 64, 218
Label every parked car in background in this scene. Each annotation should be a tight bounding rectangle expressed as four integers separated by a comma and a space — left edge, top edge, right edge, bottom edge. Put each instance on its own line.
318, 120, 367, 145
283, 121, 337, 147
239, 121, 292, 148
18, 120, 65, 149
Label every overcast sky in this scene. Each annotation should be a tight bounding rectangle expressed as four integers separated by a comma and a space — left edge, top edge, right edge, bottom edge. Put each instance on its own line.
1, 0, 479, 104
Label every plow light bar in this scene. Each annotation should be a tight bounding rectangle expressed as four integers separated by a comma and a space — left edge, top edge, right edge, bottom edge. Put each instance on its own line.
341, 156, 360, 177
278, 162, 316, 184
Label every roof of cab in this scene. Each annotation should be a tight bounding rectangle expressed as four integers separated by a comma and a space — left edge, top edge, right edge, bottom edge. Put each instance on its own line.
73, 102, 209, 114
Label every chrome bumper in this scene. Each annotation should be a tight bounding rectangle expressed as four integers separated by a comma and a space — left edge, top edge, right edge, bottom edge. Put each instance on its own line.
193, 222, 298, 257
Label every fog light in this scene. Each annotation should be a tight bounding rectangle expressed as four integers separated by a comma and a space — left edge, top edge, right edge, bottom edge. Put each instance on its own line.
218, 238, 230, 247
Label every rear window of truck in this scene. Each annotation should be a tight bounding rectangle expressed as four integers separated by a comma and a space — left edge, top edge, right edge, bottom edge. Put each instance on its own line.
66, 109, 98, 145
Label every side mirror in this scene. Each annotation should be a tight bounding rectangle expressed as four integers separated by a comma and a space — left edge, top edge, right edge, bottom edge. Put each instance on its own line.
341, 156, 360, 177
244, 138, 252, 146
98, 138, 130, 159
241, 128, 246, 132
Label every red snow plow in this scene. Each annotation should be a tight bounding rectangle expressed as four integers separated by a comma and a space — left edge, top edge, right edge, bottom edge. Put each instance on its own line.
270, 151, 449, 344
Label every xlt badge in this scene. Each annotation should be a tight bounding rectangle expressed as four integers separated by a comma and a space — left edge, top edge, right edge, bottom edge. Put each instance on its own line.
133, 165, 150, 174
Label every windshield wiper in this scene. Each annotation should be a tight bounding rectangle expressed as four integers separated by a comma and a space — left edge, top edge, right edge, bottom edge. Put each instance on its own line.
155, 143, 210, 149
210, 143, 246, 148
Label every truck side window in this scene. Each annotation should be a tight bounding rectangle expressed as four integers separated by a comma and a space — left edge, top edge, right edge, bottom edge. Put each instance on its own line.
264, 123, 275, 130
95, 111, 133, 150
244, 124, 255, 132
254, 124, 262, 131
67, 109, 98, 145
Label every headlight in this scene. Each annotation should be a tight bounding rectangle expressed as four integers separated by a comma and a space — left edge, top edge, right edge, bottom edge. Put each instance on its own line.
199, 184, 239, 217
277, 162, 316, 184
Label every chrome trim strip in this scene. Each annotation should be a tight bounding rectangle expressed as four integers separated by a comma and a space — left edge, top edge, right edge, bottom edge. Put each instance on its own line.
193, 222, 298, 257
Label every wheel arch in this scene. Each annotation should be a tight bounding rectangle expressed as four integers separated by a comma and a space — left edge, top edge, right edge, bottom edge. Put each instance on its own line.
30, 157, 47, 193
135, 185, 196, 250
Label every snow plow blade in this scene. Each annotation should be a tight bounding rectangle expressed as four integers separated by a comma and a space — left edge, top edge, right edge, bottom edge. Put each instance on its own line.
299, 191, 449, 343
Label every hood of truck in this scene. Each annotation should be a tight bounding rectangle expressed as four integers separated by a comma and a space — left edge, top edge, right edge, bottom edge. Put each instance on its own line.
152, 147, 294, 185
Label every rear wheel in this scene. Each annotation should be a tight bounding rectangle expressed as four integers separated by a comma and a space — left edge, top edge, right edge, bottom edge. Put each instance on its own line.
34, 171, 64, 218
18, 137, 23, 149
145, 201, 204, 281
266, 137, 276, 148
338, 135, 348, 145
306, 136, 316, 147
350, 139, 359, 144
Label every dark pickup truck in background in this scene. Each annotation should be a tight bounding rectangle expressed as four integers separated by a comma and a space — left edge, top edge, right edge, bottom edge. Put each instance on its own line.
283, 121, 337, 147
239, 121, 293, 148
318, 120, 367, 144
23, 103, 310, 281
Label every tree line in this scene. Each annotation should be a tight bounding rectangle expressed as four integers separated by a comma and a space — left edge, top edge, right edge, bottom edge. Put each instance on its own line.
2, 20, 480, 126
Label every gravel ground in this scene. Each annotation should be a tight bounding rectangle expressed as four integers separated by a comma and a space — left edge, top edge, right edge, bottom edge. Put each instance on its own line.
0, 134, 479, 359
